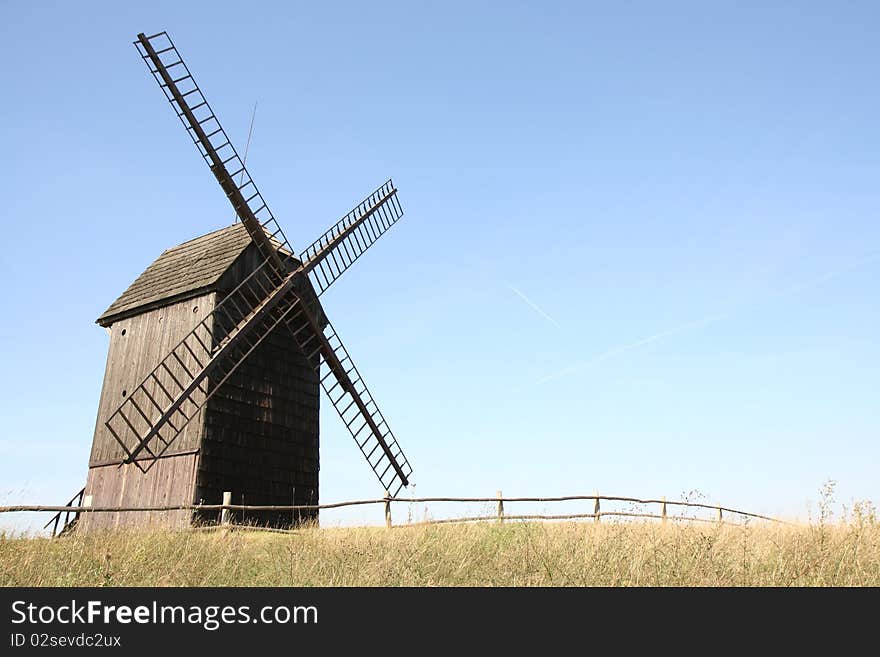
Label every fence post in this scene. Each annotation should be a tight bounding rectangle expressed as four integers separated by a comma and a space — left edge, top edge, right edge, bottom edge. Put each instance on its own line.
661, 496, 667, 525
717, 505, 723, 524
496, 490, 504, 524
384, 490, 392, 529
220, 491, 232, 527
593, 490, 601, 523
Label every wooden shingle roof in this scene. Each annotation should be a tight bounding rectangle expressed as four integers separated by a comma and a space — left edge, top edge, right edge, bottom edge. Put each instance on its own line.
97, 223, 254, 326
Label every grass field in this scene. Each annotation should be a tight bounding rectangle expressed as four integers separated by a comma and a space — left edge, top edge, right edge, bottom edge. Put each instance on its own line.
2, 502, 877, 586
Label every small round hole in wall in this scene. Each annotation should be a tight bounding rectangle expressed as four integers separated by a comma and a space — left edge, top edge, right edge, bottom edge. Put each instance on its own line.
122, 390, 127, 397
193, 306, 199, 314
121, 328, 127, 336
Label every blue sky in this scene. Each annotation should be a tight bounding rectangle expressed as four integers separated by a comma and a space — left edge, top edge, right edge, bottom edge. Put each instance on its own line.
1, 1, 877, 531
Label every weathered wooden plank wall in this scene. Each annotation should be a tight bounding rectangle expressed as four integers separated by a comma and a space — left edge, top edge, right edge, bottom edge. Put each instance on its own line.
88, 293, 214, 465
79, 453, 199, 531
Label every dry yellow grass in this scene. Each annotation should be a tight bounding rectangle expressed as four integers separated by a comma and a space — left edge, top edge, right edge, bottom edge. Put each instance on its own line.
2, 507, 878, 586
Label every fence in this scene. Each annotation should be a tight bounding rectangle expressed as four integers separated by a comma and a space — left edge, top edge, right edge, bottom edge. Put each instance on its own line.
0, 490, 785, 536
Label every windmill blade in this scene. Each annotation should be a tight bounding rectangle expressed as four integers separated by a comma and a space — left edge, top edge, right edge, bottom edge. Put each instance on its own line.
134, 31, 292, 274
298, 179, 405, 296
105, 259, 304, 470
281, 306, 413, 495
123, 31, 414, 490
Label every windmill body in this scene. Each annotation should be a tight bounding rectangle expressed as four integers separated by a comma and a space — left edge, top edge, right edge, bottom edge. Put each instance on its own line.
63, 31, 413, 534
81, 225, 323, 531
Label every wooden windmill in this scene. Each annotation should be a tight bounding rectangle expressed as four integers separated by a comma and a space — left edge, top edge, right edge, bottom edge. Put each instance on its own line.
76, 31, 413, 531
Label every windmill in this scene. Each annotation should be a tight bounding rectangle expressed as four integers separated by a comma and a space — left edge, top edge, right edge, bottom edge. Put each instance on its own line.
68, 31, 413, 532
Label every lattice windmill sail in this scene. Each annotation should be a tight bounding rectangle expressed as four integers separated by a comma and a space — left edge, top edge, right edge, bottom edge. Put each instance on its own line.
74, 31, 413, 531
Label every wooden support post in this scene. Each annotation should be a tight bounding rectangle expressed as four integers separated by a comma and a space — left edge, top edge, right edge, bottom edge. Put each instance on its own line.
220, 491, 232, 527
661, 496, 667, 525
717, 505, 723, 524
496, 490, 504, 524
384, 490, 392, 529
593, 490, 601, 523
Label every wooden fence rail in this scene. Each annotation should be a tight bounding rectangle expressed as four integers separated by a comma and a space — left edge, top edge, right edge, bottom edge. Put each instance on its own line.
424, 512, 728, 525
0, 491, 785, 530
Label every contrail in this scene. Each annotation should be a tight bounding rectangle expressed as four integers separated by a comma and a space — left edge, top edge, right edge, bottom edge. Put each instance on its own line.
536, 249, 880, 386
783, 250, 880, 294
536, 313, 726, 385
506, 282, 562, 329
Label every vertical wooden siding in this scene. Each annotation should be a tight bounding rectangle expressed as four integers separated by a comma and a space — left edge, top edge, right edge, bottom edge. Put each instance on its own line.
88, 294, 214, 465
79, 453, 199, 531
